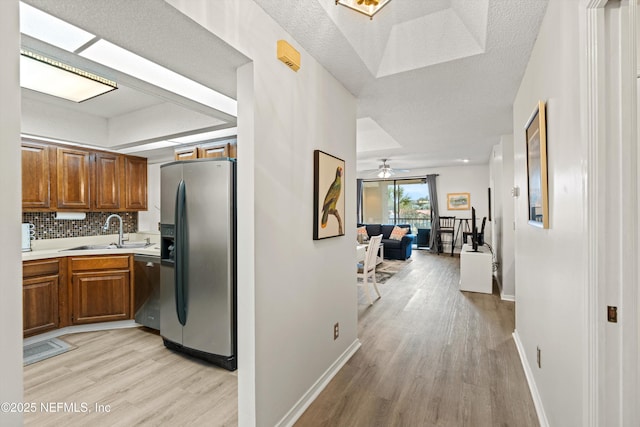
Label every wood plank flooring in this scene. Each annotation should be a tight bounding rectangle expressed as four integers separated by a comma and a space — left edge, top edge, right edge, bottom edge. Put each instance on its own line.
24, 250, 537, 426
295, 250, 539, 427
23, 328, 237, 426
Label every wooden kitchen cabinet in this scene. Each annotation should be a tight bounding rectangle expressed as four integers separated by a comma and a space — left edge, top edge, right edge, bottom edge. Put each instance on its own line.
174, 147, 198, 160
21, 140, 147, 212
70, 255, 132, 324
94, 152, 121, 210
123, 156, 147, 210
198, 141, 237, 159
175, 139, 237, 161
23, 258, 65, 337
56, 146, 91, 210
21, 141, 52, 210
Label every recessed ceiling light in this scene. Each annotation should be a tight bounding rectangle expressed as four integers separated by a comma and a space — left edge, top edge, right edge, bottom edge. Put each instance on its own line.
79, 40, 237, 117
20, 2, 95, 52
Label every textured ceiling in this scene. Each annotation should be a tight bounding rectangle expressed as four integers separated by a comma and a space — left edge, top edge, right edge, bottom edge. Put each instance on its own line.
253, 0, 549, 173
20, 0, 548, 171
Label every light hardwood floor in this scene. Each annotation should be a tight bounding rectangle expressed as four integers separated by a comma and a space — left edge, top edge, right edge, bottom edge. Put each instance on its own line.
24, 250, 537, 426
296, 250, 539, 427
23, 328, 238, 426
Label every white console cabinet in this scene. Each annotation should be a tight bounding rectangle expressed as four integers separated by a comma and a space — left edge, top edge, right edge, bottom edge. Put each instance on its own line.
459, 244, 492, 294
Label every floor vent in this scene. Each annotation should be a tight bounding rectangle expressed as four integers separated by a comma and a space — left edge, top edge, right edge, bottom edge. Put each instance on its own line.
23, 338, 73, 366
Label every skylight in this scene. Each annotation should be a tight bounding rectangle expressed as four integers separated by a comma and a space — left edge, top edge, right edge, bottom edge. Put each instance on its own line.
118, 141, 179, 154
80, 40, 237, 117
19, 2, 95, 52
167, 127, 238, 144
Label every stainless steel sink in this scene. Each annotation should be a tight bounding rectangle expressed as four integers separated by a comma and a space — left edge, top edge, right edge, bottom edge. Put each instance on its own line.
119, 242, 153, 249
62, 242, 153, 251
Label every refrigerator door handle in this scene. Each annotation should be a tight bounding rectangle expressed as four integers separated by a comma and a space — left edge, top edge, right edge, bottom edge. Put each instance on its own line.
175, 179, 188, 326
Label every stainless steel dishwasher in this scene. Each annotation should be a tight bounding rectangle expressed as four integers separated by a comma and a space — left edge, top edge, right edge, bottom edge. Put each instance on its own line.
134, 254, 160, 330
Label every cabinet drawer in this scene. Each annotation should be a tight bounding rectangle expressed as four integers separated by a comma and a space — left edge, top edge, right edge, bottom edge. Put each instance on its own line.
70, 255, 130, 271
23, 259, 59, 278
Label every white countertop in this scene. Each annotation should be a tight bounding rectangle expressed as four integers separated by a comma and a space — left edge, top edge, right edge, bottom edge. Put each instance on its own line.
22, 232, 161, 261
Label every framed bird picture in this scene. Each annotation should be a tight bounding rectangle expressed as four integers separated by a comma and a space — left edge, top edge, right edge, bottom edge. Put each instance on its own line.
313, 150, 345, 240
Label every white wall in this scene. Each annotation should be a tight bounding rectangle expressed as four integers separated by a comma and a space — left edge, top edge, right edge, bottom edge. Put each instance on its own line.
0, 0, 24, 425
167, 2, 358, 426
489, 144, 503, 289
491, 135, 515, 300
393, 164, 491, 248
512, 0, 585, 425
22, 96, 109, 145
137, 162, 161, 232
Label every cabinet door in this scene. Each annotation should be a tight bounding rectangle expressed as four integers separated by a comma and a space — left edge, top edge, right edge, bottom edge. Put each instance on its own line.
198, 143, 228, 158
72, 270, 130, 324
57, 147, 91, 210
94, 152, 121, 210
23, 275, 59, 337
175, 147, 198, 160
227, 141, 237, 159
22, 142, 51, 209
123, 156, 147, 210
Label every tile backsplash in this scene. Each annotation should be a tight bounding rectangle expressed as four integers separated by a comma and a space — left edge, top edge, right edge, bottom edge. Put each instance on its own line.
22, 212, 138, 240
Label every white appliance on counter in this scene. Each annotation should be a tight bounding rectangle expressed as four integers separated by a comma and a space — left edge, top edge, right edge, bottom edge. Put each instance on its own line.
22, 223, 34, 252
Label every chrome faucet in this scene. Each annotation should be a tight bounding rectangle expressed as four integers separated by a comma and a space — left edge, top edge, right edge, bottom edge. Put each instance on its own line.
103, 214, 125, 247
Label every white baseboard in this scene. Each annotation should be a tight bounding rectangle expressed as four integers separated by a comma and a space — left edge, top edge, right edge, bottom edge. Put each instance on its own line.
501, 293, 515, 302
23, 320, 140, 346
276, 339, 361, 427
512, 330, 549, 427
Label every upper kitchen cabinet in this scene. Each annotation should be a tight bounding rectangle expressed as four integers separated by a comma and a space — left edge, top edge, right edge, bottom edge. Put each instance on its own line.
21, 140, 147, 212
21, 141, 51, 210
56, 146, 91, 210
175, 140, 237, 161
174, 147, 198, 161
94, 152, 121, 210
123, 156, 147, 210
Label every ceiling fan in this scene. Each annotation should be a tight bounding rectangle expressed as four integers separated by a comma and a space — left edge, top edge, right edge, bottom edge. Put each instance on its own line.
365, 159, 410, 178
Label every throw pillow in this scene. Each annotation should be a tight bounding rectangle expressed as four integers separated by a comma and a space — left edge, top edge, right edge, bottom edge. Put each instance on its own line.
389, 226, 408, 241
357, 226, 369, 238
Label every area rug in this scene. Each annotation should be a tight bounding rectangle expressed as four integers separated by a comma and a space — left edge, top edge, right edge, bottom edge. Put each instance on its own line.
23, 338, 75, 366
372, 258, 412, 284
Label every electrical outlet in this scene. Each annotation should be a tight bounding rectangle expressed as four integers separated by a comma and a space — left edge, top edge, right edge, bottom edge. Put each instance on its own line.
537, 346, 541, 368
334, 322, 339, 340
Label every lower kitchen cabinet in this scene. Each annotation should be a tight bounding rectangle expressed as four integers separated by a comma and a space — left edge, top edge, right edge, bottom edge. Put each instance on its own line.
23, 258, 64, 337
22, 254, 135, 335
69, 255, 133, 325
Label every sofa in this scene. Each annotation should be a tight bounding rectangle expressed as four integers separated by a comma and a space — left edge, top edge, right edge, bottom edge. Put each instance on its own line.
358, 223, 414, 260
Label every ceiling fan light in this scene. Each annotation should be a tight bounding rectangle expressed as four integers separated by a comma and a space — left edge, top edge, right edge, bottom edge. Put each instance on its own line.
377, 169, 392, 179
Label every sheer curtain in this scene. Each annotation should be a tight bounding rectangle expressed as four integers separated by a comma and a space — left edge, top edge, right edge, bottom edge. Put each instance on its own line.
426, 174, 439, 252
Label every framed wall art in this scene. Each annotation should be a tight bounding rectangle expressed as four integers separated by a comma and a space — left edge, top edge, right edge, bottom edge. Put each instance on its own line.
313, 150, 345, 240
525, 100, 549, 228
447, 192, 470, 210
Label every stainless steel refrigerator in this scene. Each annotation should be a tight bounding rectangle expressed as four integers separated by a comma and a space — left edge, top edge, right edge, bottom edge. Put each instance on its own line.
160, 158, 236, 371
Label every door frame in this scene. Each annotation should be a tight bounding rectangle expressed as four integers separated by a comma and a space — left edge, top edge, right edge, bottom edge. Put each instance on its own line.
583, 0, 638, 425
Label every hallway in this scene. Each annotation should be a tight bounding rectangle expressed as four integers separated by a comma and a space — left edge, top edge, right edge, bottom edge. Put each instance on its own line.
296, 250, 539, 426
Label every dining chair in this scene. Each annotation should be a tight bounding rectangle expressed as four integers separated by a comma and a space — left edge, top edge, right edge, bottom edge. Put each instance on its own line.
357, 234, 383, 305
437, 216, 456, 256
